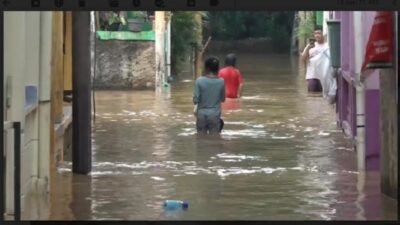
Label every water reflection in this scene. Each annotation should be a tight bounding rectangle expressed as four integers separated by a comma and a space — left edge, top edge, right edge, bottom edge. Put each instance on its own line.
45, 54, 397, 220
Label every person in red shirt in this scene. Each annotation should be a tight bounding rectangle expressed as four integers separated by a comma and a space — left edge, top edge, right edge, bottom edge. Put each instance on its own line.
218, 54, 244, 98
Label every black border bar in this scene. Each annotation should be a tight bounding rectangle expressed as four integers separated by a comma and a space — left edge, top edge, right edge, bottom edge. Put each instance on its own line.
0, 10, 3, 222
0, 0, 398, 10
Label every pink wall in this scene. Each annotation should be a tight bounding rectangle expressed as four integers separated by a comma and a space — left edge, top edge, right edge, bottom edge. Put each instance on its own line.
362, 11, 380, 90
332, 11, 381, 168
335, 11, 380, 90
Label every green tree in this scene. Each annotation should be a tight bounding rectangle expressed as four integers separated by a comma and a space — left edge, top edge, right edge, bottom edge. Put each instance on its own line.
296, 12, 315, 41
205, 11, 295, 52
171, 12, 200, 75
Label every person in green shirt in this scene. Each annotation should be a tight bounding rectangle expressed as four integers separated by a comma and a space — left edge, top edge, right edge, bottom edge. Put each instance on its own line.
107, 11, 126, 31
193, 57, 226, 135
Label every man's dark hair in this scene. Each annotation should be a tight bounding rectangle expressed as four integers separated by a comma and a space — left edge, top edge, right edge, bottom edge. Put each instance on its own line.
205, 56, 219, 74
225, 53, 237, 67
314, 25, 323, 32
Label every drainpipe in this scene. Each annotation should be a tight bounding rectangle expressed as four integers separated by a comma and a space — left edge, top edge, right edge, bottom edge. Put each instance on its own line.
353, 11, 366, 170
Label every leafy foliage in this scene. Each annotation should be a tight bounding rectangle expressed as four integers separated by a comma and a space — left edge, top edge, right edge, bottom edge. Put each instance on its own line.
296, 12, 315, 40
206, 12, 294, 41
170, 11, 296, 73
171, 11, 201, 75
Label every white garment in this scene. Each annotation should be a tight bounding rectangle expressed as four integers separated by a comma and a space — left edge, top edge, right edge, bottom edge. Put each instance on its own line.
312, 48, 337, 104
305, 42, 329, 80
193, 104, 198, 115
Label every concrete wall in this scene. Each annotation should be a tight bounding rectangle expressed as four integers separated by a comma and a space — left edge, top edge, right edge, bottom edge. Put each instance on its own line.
379, 13, 398, 198
38, 12, 53, 193
361, 12, 381, 169
3, 11, 52, 218
4, 11, 25, 215
379, 69, 398, 199
94, 40, 155, 89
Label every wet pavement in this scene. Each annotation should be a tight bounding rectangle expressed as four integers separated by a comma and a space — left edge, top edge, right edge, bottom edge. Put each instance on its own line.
48, 54, 396, 220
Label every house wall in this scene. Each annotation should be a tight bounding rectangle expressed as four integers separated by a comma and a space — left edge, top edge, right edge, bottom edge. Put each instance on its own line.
379, 68, 398, 199
94, 40, 156, 89
334, 11, 357, 138
4, 11, 33, 215
361, 12, 381, 169
331, 11, 398, 197
3, 11, 53, 218
332, 11, 381, 169
379, 13, 398, 199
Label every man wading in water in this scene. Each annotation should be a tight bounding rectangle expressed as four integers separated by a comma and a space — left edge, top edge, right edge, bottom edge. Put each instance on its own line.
218, 53, 244, 118
301, 25, 328, 95
193, 57, 225, 135
218, 53, 244, 99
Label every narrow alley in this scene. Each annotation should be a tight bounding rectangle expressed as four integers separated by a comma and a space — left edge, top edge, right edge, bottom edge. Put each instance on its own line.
46, 54, 397, 220
3, 11, 397, 221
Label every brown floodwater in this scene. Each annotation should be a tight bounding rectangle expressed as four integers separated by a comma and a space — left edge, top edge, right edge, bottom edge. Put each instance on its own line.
45, 54, 396, 220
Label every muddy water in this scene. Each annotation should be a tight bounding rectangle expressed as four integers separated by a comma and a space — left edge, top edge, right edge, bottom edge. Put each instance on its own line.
50, 54, 397, 220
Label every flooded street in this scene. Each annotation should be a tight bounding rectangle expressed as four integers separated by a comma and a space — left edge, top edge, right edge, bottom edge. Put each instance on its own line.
50, 54, 396, 220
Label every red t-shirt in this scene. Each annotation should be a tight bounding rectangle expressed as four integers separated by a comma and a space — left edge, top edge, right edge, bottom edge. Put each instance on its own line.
218, 66, 244, 98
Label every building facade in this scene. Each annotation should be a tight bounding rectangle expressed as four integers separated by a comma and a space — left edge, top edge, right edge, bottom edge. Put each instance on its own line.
3, 11, 72, 219
325, 11, 397, 198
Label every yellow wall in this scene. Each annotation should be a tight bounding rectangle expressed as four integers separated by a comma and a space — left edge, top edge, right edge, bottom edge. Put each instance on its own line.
51, 12, 64, 124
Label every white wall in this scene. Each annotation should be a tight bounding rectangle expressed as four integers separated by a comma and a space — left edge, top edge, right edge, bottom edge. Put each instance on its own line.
4, 11, 27, 214
22, 12, 41, 209
155, 11, 166, 94
38, 12, 53, 195
3, 11, 52, 218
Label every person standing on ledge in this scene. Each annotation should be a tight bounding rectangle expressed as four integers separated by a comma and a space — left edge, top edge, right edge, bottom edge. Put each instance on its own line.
218, 53, 244, 98
301, 25, 328, 94
193, 57, 226, 135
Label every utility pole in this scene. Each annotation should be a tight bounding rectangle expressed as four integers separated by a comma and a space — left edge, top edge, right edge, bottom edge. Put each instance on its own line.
155, 11, 165, 94
72, 12, 92, 174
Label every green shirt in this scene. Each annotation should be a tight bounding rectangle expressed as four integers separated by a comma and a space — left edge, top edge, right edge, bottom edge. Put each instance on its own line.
193, 76, 225, 116
108, 13, 121, 25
